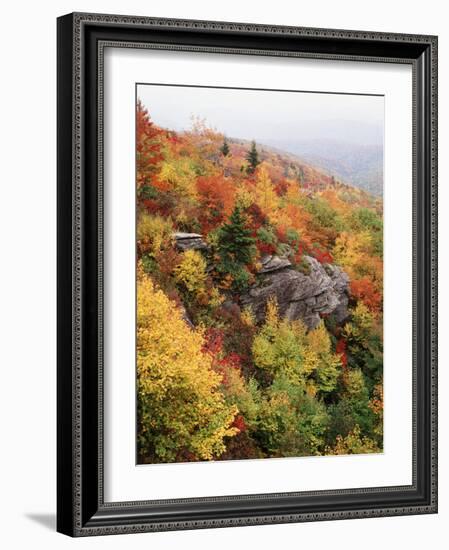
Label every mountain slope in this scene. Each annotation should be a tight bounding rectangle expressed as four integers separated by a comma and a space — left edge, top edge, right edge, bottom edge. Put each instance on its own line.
262, 138, 383, 196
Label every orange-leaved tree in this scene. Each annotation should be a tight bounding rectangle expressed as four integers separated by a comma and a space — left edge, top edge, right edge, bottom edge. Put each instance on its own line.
136, 101, 164, 192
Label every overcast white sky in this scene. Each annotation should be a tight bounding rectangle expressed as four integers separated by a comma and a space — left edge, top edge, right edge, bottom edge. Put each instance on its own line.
137, 84, 384, 147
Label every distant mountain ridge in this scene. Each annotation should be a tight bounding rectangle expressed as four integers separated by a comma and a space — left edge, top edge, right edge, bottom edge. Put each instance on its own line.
225, 136, 382, 199
260, 138, 384, 197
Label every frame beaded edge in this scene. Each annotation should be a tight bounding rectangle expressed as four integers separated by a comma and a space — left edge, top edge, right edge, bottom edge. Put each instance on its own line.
69, 12, 438, 536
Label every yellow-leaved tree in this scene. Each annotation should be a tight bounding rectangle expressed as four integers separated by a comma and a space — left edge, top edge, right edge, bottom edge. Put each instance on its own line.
174, 249, 208, 295
137, 212, 174, 258
252, 164, 279, 222
252, 298, 306, 384
326, 425, 380, 455
158, 155, 199, 199
305, 322, 342, 394
137, 272, 238, 462
252, 299, 341, 394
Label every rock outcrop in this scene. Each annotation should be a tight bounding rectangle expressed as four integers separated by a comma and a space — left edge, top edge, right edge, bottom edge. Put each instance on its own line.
259, 254, 292, 273
241, 255, 349, 329
173, 232, 208, 252
172, 232, 350, 330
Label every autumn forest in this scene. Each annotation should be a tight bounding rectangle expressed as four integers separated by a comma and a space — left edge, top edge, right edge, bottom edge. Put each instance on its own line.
136, 92, 384, 464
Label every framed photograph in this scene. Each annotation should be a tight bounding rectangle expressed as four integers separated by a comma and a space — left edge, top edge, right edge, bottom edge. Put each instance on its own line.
57, 12, 438, 536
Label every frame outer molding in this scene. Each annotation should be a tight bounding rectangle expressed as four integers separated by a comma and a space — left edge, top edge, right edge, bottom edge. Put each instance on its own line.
57, 12, 438, 537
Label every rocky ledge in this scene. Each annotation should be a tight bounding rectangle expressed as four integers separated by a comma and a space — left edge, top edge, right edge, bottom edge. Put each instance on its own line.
241, 255, 349, 330
172, 233, 350, 330
258, 254, 292, 273
173, 232, 208, 252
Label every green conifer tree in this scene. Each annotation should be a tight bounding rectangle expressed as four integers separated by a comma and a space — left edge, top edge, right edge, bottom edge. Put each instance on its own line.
216, 206, 256, 291
218, 206, 255, 266
246, 140, 260, 174
220, 137, 230, 156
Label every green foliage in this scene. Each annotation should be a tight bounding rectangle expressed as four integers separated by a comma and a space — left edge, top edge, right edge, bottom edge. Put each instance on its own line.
294, 256, 312, 275
138, 184, 160, 200
327, 368, 375, 443
255, 376, 329, 456
222, 372, 262, 431
217, 206, 256, 266
252, 299, 305, 383
257, 225, 278, 247
216, 206, 256, 291
229, 267, 251, 293
343, 303, 383, 380
344, 369, 374, 429
349, 208, 383, 255
343, 302, 375, 344
246, 140, 260, 174
350, 207, 382, 232
220, 137, 230, 156
327, 425, 380, 455
141, 253, 157, 274
306, 322, 342, 394
252, 300, 341, 395
296, 165, 305, 185
305, 196, 343, 236
286, 227, 301, 245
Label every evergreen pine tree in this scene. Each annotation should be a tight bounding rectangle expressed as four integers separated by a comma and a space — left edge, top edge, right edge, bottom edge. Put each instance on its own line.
220, 137, 230, 156
216, 206, 256, 292
246, 140, 260, 174
218, 206, 255, 267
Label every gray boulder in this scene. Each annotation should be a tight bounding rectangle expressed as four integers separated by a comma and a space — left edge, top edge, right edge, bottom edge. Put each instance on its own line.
259, 254, 292, 273
173, 232, 208, 252
241, 255, 349, 330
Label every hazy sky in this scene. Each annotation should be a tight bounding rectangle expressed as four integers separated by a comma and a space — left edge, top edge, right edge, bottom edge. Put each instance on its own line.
137, 84, 384, 147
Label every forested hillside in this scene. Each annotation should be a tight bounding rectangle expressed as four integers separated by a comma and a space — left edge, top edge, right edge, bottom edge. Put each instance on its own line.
136, 100, 384, 464
264, 138, 384, 197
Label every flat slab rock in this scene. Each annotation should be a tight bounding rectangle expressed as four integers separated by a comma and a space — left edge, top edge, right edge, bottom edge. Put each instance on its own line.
241, 255, 349, 329
173, 232, 208, 251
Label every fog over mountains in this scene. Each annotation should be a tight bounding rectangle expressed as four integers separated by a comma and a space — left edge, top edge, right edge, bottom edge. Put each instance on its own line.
262, 138, 383, 197
138, 84, 385, 197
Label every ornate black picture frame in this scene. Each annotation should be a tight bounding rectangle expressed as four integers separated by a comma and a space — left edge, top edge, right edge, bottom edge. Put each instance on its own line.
57, 12, 438, 537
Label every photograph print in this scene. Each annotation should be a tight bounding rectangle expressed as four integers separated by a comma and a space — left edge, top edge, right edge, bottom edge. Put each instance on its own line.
136, 84, 384, 465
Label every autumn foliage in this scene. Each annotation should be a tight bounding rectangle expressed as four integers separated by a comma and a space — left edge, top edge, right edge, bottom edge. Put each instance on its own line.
137, 271, 238, 462
136, 101, 384, 463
